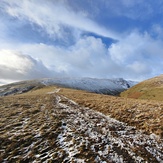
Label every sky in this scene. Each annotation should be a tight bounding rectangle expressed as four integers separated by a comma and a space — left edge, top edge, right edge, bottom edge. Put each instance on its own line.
0, 0, 163, 84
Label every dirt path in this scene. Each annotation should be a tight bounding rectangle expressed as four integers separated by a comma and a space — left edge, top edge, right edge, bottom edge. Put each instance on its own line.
0, 91, 163, 162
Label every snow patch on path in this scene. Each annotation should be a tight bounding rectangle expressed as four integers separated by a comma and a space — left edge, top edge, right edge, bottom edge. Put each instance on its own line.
54, 94, 163, 162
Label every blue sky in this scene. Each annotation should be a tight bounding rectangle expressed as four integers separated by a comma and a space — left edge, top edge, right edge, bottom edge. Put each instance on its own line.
0, 0, 163, 84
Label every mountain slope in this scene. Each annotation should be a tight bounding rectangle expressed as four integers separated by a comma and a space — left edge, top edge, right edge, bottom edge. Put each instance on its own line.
0, 77, 137, 96
121, 75, 163, 101
41, 77, 137, 95
0, 86, 162, 162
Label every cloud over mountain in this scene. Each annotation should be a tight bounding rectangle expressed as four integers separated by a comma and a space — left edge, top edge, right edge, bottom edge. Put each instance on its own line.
0, 0, 163, 84
0, 50, 54, 82
108, 31, 163, 79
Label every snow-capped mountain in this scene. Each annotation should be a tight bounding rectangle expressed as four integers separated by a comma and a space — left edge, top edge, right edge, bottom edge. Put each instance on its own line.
0, 77, 137, 96
41, 77, 137, 95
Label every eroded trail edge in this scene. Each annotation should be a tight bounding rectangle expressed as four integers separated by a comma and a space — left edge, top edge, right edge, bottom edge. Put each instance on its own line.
0, 92, 163, 162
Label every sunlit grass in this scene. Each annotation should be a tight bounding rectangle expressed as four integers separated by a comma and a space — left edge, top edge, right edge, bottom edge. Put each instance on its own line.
121, 75, 163, 101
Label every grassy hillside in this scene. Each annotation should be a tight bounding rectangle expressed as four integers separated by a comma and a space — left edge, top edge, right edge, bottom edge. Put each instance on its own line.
57, 87, 163, 138
0, 86, 163, 162
21, 85, 163, 137
121, 75, 163, 101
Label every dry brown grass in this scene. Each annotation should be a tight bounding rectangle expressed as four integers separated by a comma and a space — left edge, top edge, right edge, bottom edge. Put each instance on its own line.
58, 87, 163, 137
0, 86, 162, 162
1, 85, 162, 138
121, 75, 163, 101
0, 90, 63, 162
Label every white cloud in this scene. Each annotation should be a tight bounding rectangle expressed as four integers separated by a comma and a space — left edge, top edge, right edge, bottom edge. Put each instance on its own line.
17, 35, 161, 80
109, 32, 146, 63
2, 0, 119, 40
0, 0, 163, 83
127, 61, 150, 74
0, 37, 115, 83
108, 31, 163, 79
0, 50, 56, 81
109, 31, 163, 63
1, 33, 163, 83
18, 37, 112, 78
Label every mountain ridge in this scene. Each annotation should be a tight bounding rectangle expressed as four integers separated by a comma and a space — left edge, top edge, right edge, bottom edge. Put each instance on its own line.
0, 77, 137, 97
